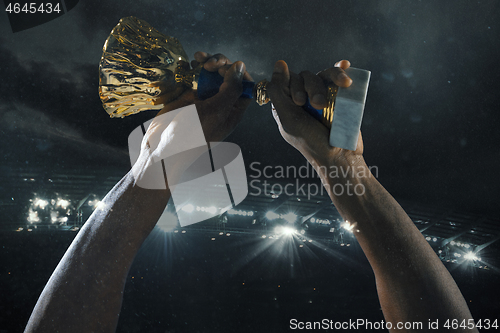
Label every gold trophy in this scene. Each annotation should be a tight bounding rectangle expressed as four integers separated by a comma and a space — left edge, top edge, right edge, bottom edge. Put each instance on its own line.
99, 17, 370, 150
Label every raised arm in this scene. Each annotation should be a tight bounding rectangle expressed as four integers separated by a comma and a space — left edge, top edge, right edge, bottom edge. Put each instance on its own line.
267, 60, 478, 332
25, 53, 252, 333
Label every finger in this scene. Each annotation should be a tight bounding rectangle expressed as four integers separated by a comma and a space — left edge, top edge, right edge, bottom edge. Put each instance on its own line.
217, 64, 253, 82
270, 60, 291, 95
216, 64, 233, 78
289, 72, 306, 106
267, 60, 302, 134
300, 70, 328, 109
194, 51, 212, 63
317, 67, 352, 88
334, 59, 351, 70
327, 60, 353, 87
203, 61, 245, 114
191, 60, 201, 69
242, 68, 253, 82
204, 53, 233, 72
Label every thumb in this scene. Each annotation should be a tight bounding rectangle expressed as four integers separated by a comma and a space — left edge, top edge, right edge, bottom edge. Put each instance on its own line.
267, 60, 306, 137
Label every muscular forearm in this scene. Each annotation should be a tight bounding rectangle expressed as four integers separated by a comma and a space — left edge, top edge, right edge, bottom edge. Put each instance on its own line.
314, 155, 477, 332
25, 171, 170, 333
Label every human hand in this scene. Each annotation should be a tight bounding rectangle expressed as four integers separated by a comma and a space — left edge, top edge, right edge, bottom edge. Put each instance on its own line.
267, 60, 364, 168
132, 52, 253, 188
152, 52, 253, 143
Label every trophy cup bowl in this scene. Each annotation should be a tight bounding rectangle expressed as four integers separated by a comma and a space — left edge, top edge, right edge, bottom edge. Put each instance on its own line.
99, 16, 198, 118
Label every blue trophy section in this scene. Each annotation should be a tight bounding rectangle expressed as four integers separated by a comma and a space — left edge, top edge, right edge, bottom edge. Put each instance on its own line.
197, 68, 255, 100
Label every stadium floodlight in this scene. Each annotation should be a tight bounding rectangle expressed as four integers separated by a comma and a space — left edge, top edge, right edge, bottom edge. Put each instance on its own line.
282, 212, 297, 223
56, 199, 70, 209
266, 211, 280, 220
228, 209, 254, 216
181, 204, 194, 213
282, 226, 296, 236
27, 208, 40, 223
34, 198, 49, 209
464, 252, 480, 261
94, 201, 106, 210
156, 211, 178, 232
342, 221, 355, 232
274, 225, 296, 236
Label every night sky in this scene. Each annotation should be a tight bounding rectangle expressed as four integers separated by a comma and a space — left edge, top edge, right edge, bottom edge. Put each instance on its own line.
1, 1, 500, 332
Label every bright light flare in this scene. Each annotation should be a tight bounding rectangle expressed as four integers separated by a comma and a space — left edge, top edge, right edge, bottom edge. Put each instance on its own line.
56, 199, 70, 209
464, 252, 480, 261
266, 211, 296, 222
274, 225, 296, 236
95, 201, 106, 210
89, 199, 106, 210
156, 211, 178, 232
282, 226, 296, 236
196, 206, 218, 214
342, 221, 355, 232
282, 212, 297, 223
228, 209, 254, 216
50, 211, 58, 223
33, 198, 49, 209
181, 204, 194, 213
266, 211, 280, 220
27, 208, 40, 223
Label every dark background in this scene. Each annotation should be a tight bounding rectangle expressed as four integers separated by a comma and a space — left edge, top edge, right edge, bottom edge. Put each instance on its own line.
1, 0, 499, 332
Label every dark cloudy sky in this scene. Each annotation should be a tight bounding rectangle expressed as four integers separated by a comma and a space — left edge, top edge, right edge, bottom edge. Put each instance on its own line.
1, 0, 500, 217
